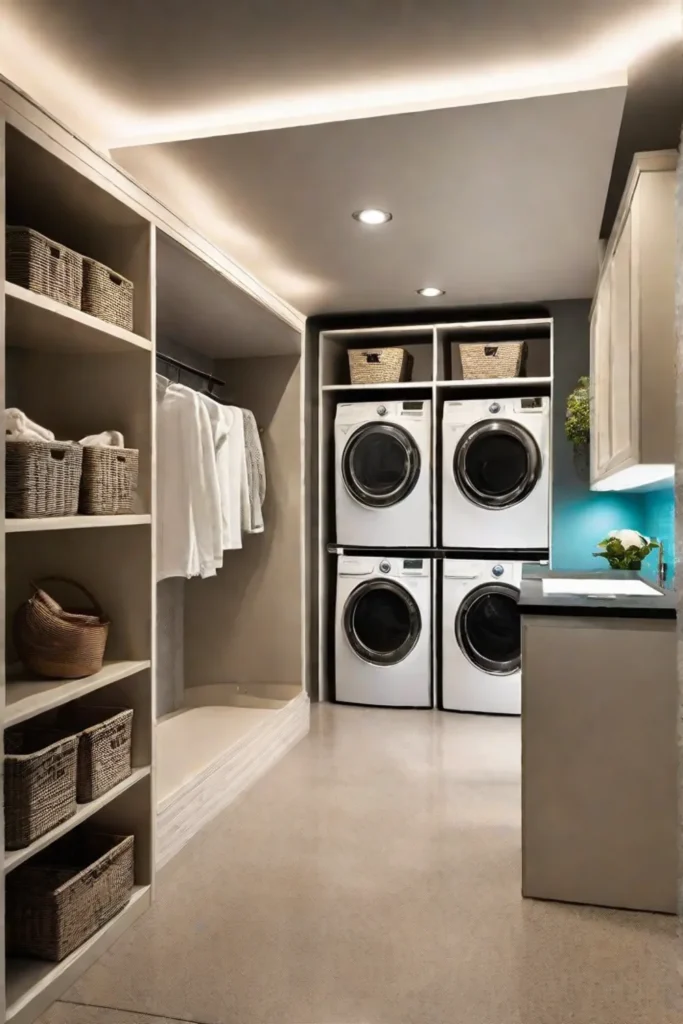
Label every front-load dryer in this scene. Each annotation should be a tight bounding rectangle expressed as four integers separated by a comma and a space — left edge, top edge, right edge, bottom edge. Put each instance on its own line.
335, 400, 431, 547
335, 555, 431, 707
442, 396, 549, 550
442, 558, 522, 715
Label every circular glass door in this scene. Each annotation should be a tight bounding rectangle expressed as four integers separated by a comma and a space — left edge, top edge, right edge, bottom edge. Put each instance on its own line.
456, 583, 521, 675
454, 419, 540, 509
342, 423, 421, 508
344, 580, 421, 665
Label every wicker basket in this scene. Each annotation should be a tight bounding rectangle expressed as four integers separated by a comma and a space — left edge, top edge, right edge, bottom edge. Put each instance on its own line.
459, 341, 528, 380
6, 830, 135, 961
60, 705, 134, 802
348, 347, 413, 384
79, 446, 139, 515
6, 440, 83, 519
6, 226, 83, 309
14, 577, 110, 680
81, 256, 134, 331
4, 729, 78, 850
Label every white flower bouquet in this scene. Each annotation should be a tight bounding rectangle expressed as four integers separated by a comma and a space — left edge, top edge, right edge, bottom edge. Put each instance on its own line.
593, 529, 659, 570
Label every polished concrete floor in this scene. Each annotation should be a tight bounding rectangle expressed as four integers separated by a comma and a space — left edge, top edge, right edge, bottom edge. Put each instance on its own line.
40, 705, 678, 1024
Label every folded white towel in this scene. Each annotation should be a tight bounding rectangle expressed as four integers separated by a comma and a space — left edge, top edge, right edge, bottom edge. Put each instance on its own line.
5, 408, 54, 441
79, 430, 125, 447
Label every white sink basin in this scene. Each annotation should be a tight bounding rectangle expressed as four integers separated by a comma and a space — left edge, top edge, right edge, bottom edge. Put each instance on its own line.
542, 578, 661, 598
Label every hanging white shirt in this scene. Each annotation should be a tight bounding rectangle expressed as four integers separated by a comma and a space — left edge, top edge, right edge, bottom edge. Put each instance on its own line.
220, 405, 246, 550
156, 379, 223, 580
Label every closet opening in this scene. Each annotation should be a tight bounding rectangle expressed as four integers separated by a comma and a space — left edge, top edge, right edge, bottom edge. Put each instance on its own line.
154, 232, 307, 866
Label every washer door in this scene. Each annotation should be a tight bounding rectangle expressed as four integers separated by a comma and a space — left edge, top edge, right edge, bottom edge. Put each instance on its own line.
344, 580, 421, 665
342, 423, 421, 508
456, 582, 521, 675
454, 419, 540, 509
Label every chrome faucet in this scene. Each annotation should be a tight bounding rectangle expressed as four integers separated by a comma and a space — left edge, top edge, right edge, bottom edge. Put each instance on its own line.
657, 540, 667, 588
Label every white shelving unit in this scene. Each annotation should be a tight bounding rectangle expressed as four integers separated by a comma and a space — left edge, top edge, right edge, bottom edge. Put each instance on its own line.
316, 318, 554, 702
0, 73, 310, 1024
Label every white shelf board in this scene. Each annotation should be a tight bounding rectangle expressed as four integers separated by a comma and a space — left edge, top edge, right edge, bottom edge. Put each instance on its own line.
5, 281, 152, 354
437, 376, 552, 389
4, 766, 151, 874
322, 381, 432, 391
6, 514, 151, 533
5, 659, 151, 727
6, 885, 151, 1024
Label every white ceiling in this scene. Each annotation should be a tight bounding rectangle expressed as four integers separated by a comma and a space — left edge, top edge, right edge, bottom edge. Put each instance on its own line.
116, 88, 626, 315
0, 0, 679, 319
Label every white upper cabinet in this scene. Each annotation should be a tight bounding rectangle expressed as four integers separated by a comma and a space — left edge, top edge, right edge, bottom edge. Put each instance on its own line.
590, 151, 677, 491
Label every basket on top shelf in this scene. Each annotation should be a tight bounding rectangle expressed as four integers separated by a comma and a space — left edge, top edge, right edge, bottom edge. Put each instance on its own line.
348, 347, 414, 385
14, 577, 110, 680
6, 439, 83, 518
6, 226, 83, 309
80, 445, 139, 515
6, 830, 135, 961
4, 728, 78, 850
81, 255, 134, 331
459, 341, 528, 380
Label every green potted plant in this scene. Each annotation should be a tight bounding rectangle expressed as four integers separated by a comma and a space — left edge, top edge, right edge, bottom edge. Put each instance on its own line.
565, 376, 590, 447
593, 530, 659, 571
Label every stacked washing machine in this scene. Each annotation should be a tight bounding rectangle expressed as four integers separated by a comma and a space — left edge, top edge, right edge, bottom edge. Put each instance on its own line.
332, 393, 550, 714
333, 400, 433, 708
440, 396, 550, 715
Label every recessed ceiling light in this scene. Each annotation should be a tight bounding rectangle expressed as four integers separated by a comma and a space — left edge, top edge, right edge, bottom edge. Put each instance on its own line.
417, 287, 445, 297
353, 209, 392, 225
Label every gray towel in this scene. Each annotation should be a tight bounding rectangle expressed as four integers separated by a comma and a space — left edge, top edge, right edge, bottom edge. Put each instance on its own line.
242, 409, 265, 533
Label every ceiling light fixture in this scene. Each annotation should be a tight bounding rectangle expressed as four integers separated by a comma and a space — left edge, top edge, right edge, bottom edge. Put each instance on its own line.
353, 209, 392, 225
417, 287, 445, 297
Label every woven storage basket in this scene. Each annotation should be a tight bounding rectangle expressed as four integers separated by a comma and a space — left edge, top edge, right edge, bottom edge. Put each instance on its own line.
459, 341, 528, 380
60, 705, 134, 802
348, 347, 413, 385
6, 226, 83, 309
6, 830, 135, 961
6, 440, 83, 518
14, 577, 110, 680
81, 256, 134, 330
79, 446, 139, 515
4, 729, 78, 850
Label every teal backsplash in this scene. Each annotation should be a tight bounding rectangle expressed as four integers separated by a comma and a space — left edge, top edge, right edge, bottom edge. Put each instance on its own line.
552, 486, 675, 587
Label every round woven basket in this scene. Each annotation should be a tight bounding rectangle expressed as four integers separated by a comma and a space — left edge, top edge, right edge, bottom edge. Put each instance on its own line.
14, 578, 110, 680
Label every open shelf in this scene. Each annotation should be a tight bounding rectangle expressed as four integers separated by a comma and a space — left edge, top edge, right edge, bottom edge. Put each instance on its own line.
4, 767, 151, 874
5, 885, 151, 1024
5, 283, 152, 354
5, 660, 151, 728
6, 514, 151, 533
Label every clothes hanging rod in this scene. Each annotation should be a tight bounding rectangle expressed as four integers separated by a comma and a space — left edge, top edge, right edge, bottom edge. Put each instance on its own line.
157, 351, 225, 388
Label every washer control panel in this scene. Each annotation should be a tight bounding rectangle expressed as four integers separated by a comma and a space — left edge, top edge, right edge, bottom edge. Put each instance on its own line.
491, 564, 505, 578
379, 560, 392, 573
376, 405, 387, 416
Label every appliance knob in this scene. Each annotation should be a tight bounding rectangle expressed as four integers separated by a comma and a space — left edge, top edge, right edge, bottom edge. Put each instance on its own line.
377, 405, 387, 416
492, 564, 504, 577
489, 402, 501, 414
379, 560, 391, 574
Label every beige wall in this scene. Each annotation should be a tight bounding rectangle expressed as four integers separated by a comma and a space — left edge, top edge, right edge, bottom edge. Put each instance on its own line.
184, 355, 302, 688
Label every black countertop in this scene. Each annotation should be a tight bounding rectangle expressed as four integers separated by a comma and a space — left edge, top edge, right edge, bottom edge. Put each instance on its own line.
520, 567, 676, 619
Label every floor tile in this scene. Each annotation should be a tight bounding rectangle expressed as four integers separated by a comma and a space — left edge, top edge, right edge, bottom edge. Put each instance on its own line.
53, 706, 679, 1024
38, 1004, 193, 1024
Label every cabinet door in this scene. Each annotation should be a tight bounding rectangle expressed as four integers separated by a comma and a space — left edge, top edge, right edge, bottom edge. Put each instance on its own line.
607, 211, 637, 470
591, 269, 612, 479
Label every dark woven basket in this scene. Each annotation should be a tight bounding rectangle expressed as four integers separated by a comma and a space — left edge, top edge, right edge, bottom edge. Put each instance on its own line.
6, 830, 135, 961
6, 226, 83, 309
81, 256, 134, 331
6, 440, 83, 518
59, 705, 134, 802
348, 347, 413, 384
14, 577, 110, 680
79, 446, 139, 515
4, 728, 78, 850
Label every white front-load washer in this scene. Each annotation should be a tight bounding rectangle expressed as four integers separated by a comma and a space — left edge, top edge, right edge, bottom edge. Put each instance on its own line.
335, 555, 431, 707
335, 400, 431, 547
442, 558, 522, 714
442, 396, 549, 549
